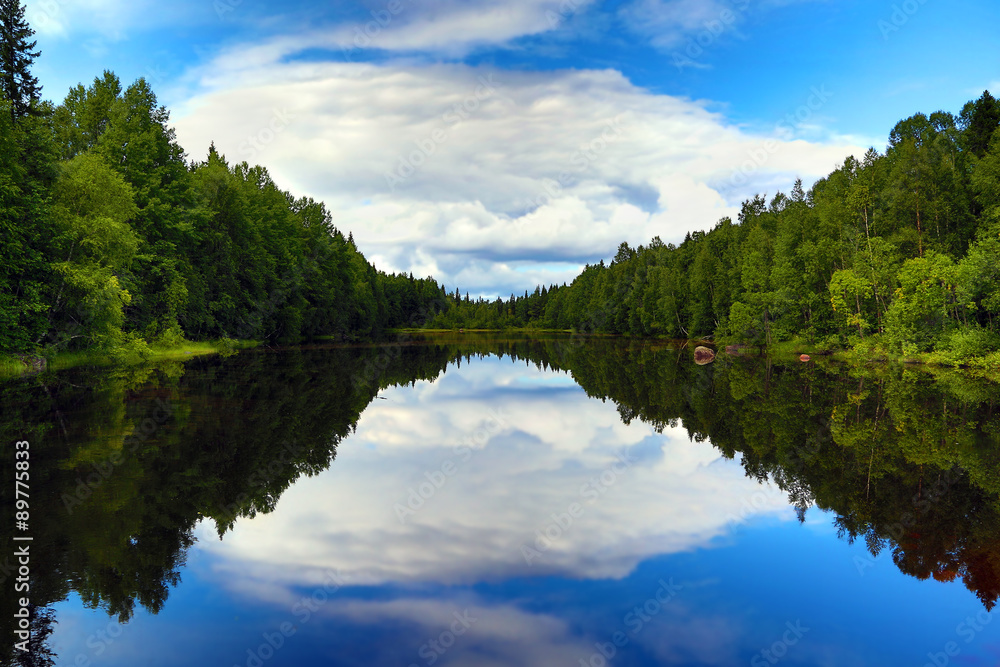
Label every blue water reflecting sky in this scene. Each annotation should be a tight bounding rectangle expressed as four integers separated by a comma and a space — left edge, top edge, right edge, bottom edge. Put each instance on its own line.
49, 355, 1000, 666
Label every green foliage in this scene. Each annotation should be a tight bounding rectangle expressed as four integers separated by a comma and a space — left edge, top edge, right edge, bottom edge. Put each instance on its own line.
48, 153, 141, 352
960, 91, 1000, 158
937, 326, 1000, 363
957, 227, 1000, 323
1, 28, 1000, 366
829, 268, 874, 335
970, 129, 1000, 218
0, 54, 448, 358
0, 98, 46, 352
884, 252, 961, 354
0, 0, 41, 121
727, 300, 763, 343
430, 95, 1000, 365
153, 322, 187, 349
215, 337, 237, 356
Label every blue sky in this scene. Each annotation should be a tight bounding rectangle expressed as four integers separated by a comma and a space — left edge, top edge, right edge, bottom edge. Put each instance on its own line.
25, 0, 1000, 297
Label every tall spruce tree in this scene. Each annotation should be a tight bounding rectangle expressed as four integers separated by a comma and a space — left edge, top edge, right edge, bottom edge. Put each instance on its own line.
0, 0, 39, 121
960, 91, 1000, 158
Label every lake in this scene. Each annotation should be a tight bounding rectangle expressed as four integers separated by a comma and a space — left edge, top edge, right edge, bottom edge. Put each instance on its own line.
3, 333, 1000, 666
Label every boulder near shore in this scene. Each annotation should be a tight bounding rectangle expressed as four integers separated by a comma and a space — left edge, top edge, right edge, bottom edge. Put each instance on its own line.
694, 346, 716, 365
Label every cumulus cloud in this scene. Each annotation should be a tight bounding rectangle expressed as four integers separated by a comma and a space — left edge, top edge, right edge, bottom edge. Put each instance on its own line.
170, 51, 861, 296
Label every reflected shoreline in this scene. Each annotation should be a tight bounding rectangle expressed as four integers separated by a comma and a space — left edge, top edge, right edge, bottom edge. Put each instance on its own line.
4, 333, 1000, 665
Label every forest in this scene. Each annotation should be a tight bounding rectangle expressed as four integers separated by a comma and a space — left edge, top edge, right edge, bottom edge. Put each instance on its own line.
3, 0, 1000, 365
0, 3, 447, 364
428, 93, 1000, 365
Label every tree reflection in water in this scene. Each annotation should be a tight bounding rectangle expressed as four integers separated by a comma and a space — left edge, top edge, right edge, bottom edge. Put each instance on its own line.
3, 334, 1000, 664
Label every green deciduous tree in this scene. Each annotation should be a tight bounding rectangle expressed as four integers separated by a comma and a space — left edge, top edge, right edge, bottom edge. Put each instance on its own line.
47, 153, 147, 358
884, 252, 961, 354
52, 71, 122, 159
829, 268, 874, 337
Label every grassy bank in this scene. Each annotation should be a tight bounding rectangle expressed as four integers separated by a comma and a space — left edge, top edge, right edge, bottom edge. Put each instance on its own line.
833, 340, 1000, 376
7, 328, 1000, 382
0, 339, 258, 379
0, 356, 30, 377
404, 329, 1000, 377
713, 335, 1000, 382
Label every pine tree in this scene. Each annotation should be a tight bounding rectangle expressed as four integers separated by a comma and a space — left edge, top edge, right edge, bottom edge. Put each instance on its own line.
0, 0, 40, 121
960, 91, 1000, 158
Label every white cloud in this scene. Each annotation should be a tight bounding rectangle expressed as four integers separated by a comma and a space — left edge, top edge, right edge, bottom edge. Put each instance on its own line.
331, 0, 596, 56
311, 598, 592, 666
280, 594, 747, 666
171, 54, 861, 295
617, 0, 820, 57
192, 358, 794, 591
323, 0, 600, 57
618, 0, 744, 50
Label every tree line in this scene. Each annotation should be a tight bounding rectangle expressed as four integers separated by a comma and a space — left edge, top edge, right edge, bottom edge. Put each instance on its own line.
5, 0, 1000, 362
430, 93, 1000, 362
0, 2, 447, 361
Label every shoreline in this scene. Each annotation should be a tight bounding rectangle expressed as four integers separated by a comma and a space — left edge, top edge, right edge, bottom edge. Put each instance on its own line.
398, 329, 1000, 377
0, 339, 259, 379
4, 331, 1000, 381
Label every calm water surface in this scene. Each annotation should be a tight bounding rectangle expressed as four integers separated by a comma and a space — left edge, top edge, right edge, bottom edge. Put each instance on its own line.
3, 334, 1000, 666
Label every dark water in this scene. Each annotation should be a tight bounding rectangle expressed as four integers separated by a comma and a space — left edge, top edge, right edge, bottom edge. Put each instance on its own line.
3, 333, 1000, 666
